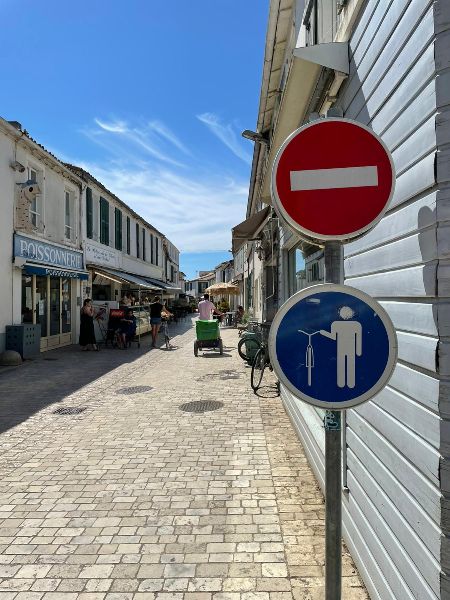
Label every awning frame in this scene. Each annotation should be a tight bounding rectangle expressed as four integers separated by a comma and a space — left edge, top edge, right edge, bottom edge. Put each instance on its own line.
232, 206, 271, 253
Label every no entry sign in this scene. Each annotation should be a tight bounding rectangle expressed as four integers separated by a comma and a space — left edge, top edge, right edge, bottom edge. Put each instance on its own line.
271, 118, 395, 241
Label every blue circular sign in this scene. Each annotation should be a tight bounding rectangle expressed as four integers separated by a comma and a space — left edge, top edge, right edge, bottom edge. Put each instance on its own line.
269, 284, 397, 409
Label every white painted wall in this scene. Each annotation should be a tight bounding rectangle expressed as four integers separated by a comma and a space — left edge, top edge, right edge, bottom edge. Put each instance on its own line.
0, 120, 83, 351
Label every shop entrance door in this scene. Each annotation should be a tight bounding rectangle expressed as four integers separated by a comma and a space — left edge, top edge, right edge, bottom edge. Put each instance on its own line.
22, 274, 74, 351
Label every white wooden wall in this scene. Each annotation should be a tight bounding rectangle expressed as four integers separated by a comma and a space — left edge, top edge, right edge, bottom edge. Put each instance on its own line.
342, 0, 449, 597
282, 1, 450, 598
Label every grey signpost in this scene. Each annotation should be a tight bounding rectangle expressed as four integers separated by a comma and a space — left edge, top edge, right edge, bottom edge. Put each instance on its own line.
271, 118, 396, 598
323, 240, 343, 599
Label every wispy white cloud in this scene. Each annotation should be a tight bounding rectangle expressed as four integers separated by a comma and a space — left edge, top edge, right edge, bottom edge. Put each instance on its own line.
95, 118, 127, 133
197, 112, 252, 165
88, 118, 186, 167
75, 117, 248, 253
81, 161, 247, 252
148, 120, 191, 156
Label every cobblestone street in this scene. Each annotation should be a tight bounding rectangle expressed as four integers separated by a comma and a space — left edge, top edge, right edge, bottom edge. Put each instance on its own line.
0, 320, 368, 600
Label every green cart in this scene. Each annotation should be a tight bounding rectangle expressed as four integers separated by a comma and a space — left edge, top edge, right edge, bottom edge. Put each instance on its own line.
194, 319, 223, 356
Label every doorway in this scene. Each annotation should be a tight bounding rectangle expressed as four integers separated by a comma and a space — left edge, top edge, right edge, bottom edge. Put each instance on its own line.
22, 274, 74, 350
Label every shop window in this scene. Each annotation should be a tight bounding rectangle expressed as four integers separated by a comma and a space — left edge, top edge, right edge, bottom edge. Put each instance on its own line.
126, 216, 131, 254
35, 276, 48, 338
65, 191, 73, 240
50, 277, 61, 335
86, 187, 93, 239
61, 278, 72, 333
21, 275, 33, 323
115, 208, 123, 251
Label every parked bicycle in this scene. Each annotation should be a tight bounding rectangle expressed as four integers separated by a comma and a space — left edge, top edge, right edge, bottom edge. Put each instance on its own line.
250, 330, 273, 392
237, 321, 262, 362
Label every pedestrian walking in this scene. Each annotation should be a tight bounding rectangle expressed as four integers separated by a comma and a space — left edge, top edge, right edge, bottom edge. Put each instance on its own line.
198, 293, 224, 322
79, 298, 99, 351
150, 295, 164, 348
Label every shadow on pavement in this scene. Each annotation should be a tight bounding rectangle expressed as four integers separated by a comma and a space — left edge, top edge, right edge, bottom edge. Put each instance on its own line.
0, 319, 193, 436
254, 384, 280, 398
196, 352, 233, 358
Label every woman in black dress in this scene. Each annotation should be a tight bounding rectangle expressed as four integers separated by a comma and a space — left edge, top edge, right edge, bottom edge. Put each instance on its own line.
79, 298, 99, 351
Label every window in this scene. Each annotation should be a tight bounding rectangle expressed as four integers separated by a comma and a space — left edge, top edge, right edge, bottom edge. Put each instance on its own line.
136, 223, 140, 258
155, 237, 159, 265
100, 197, 109, 245
64, 191, 72, 240
86, 187, 93, 239
142, 228, 146, 261
126, 217, 131, 254
28, 167, 41, 227
170, 265, 175, 282
150, 233, 154, 264
287, 246, 306, 297
115, 208, 123, 251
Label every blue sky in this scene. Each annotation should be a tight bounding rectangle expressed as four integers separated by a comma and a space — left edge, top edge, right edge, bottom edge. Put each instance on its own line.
0, 1, 268, 279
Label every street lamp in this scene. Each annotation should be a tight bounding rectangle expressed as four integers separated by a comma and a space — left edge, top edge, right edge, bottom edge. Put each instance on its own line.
241, 130, 269, 145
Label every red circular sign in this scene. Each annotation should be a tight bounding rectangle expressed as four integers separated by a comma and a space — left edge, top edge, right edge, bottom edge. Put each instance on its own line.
271, 118, 395, 241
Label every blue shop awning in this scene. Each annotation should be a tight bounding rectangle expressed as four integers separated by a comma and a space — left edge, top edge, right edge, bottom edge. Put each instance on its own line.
24, 264, 89, 280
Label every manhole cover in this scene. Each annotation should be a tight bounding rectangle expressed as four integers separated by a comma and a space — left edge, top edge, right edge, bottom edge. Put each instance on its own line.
180, 400, 223, 413
53, 407, 87, 415
116, 386, 153, 395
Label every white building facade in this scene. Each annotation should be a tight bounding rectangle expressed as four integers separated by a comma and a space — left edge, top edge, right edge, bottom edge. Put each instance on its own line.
67, 166, 173, 303
237, 1, 450, 598
0, 118, 87, 353
0, 118, 181, 354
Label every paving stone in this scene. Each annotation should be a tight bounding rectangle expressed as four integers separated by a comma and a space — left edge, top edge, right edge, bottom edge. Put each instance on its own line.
0, 325, 368, 600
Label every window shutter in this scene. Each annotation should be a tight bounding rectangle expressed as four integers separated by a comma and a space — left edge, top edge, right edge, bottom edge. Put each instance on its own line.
86, 188, 93, 239
100, 197, 109, 245
126, 217, 131, 254
115, 208, 122, 251
136, 223, 140, 258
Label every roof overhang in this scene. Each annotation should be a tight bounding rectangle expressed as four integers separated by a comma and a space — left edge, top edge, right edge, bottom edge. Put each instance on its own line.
232, 206, 271, 253
259, 57, 322, 205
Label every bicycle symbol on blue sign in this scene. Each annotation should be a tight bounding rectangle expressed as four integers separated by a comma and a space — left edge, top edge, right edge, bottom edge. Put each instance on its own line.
268, 284, 397, 410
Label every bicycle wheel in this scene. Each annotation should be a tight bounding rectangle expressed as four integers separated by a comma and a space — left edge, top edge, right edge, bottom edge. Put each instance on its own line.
251, 348, 266, 391
238, 337, 261, 362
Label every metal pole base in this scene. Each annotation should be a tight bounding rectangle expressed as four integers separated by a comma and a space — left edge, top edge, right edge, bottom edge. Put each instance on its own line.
324, 410, 342, 600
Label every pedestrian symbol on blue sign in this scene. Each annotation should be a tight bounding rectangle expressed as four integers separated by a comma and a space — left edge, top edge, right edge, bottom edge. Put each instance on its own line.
269, 284, 397, 410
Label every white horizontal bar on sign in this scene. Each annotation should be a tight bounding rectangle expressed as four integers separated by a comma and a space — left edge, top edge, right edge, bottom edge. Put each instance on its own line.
290, 166, 379, 191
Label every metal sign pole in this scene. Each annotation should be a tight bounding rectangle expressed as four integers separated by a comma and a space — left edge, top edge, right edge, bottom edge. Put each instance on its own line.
324, 240, 343, 600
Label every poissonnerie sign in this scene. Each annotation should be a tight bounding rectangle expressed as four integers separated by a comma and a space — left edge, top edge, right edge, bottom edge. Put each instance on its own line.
14, 234, 84, 270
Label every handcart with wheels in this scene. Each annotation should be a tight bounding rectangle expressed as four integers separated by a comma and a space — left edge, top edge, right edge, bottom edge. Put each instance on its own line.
194, 320, 223, 356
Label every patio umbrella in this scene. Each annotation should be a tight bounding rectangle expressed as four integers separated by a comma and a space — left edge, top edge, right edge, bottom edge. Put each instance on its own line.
205, 282, 240, 295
